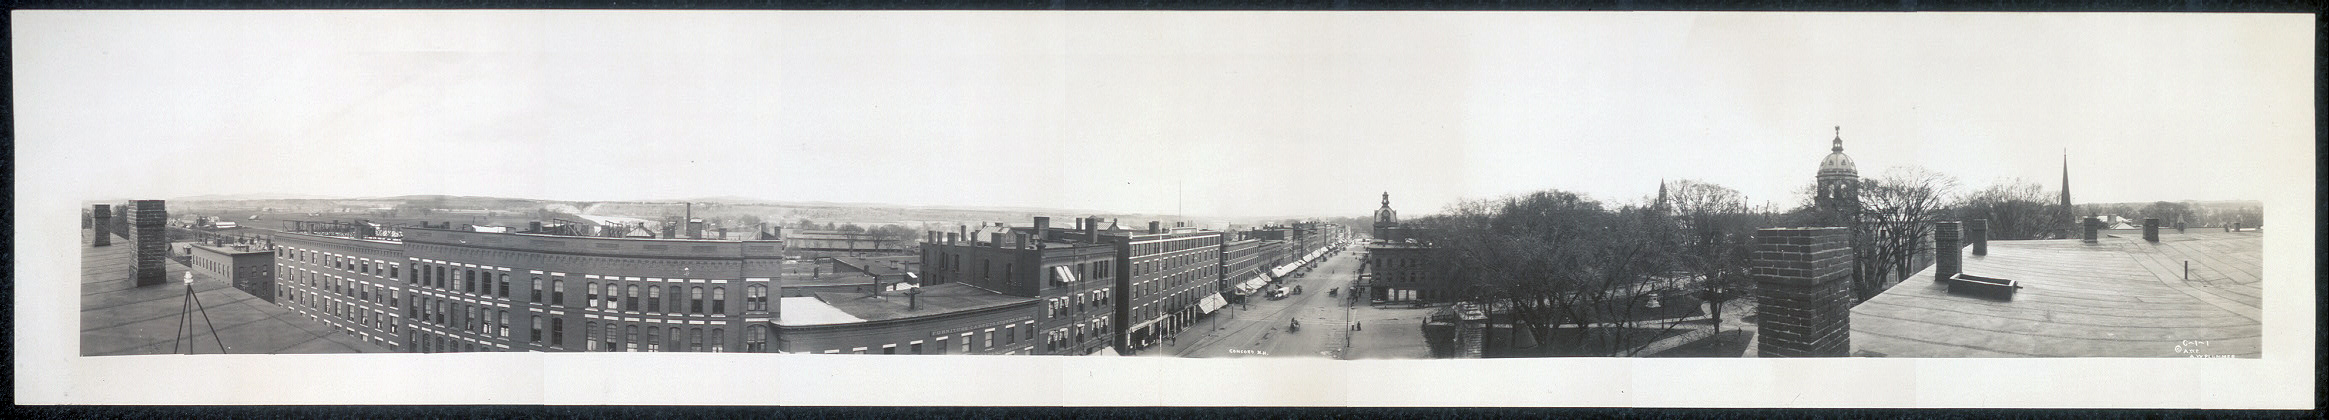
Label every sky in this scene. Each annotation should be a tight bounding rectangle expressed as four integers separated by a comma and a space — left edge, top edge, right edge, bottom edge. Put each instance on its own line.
14, 11, 2313, 219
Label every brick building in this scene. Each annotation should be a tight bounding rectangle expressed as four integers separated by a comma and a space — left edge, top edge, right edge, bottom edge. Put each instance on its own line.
919, 216, 1119, 355
1106, 221, 1225, 353
189, 242, 276, 303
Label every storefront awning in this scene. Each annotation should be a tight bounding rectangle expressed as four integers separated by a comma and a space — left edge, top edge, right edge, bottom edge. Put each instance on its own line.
1052, 265, 1080, 283
1198, 294, 1228, 314
1234, 276, 1270, 294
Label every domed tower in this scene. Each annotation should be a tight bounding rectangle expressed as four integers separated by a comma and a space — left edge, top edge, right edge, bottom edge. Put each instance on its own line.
1372, 192, 1401, 239
1814, 127, 1860, 227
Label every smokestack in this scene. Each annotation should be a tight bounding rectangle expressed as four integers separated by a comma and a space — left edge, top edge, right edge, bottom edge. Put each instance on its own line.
1148, 221, 1161, 234
946, 232, 958, 245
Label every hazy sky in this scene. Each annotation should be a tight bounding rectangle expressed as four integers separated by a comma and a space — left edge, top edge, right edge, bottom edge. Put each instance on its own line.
15, 11, 2311, 219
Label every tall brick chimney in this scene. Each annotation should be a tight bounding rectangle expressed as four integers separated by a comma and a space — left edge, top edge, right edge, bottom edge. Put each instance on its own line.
91, 204, 113, 247
1034, 217, 1051, 242
1933, 221, 1961, 282
2142, 218, 2160, 242
1085, 217, 1099, 242
1751, 227, 1853, 357
1967, 219, 1988, 256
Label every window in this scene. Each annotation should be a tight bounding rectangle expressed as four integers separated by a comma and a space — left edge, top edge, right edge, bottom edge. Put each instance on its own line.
933, 337, 946, 355
551, 318, 564, 346
646, 328, 661, 352
910, 341, 924, 354
390, 290, 399, 307
711, 287, 726, 314
464, 269, 477, 293
625, 326, 638, 352
531, 277, 543, 303
882, 344, 896, 354
668, 327, 682, 352
530, 316, 543, 343
586, 283, 600, 308
984, 330, 994, 349
745, 325, 769, 352
625, 286, 640, 311
435, 266, 447, 289
603, 324, 617, 352
666, 286, 682, 313
498, 310, 510, 338
585, 322, 600, 351
552, 279, 566, 305
690, 287, 705, 314
390, 265, 399, 279
689, 328, 704, 352
498, 273, 510, 298
745, 285, 768, 312
710, 328, 724, 353
647, 287, 662, 313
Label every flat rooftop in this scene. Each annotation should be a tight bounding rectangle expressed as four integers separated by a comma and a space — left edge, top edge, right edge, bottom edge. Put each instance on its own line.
82, 232, 394, 355
1848, 230, 2261, 358
799, 283, 1035, 324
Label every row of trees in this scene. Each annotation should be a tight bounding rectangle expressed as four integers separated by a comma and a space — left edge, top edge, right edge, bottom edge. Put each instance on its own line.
1397, 165, 2255, 356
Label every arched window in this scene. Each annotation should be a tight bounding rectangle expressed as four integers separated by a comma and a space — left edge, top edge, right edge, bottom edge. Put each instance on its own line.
586, 282, 600, 308
645, 327, 661, 352
710, 328, 725, 353
647, 287, 663, 313
551, 318, 565, 346
667, 286, 682, 313
498, 273, 511, 298
690, 287, 705, 314
689, 328, 704, 352
465, 269, 478, 293
711, 287, 726, 313
625, 286, 640, 311
530, 316, 543, 343
745, 325, 770, 352
531, 277, 543, 303
668, 327, 682, 351
497, 310, 510, 338
585, 322, 600, 351
603, 323, 618, 352
625, 325, 638, 352
552, 279, 567, 305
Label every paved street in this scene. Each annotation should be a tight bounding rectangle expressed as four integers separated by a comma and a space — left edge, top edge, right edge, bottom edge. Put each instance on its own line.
1162, 243, 1435, 359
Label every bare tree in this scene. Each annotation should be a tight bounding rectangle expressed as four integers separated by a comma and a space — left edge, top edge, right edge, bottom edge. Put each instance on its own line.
1850, 166, 1959, 301
1954, 178, 2065, 240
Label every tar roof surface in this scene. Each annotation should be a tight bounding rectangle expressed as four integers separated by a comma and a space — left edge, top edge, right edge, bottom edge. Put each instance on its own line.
82, 232, 393, 355
805, 282, 1035, 323
1846, 230, 2261, 358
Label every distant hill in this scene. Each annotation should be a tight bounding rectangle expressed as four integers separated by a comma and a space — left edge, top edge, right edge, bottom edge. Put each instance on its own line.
170, 193, 347, 201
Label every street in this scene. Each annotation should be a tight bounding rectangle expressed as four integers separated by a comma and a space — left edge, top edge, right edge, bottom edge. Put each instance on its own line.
1162, 243, 1436, 359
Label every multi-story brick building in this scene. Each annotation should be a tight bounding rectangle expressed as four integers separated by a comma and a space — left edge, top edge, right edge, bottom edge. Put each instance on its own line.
1218, 232, 1269, 301
189, 242, 276, 303
1106, 221, 1224, 353
271, 225, 412, 350
919, 216, 1119, 355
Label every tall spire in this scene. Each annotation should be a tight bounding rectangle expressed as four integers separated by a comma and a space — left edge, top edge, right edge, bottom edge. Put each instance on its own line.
2060, 150, 2072, 209
1656, 179, 1669, 209
1832, 126, 1844, 152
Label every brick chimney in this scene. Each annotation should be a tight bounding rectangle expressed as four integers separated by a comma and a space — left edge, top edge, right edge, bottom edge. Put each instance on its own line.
1967, 219, 1988, 256
1034, 217, 1051, 242
1751, 227, 1853, 357
1148, 221, 1161, 234
2081, 217, 2101, 244
1933, 221, 1961, 281
2142, 218, 2160, 242
91, 204, 112, 247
